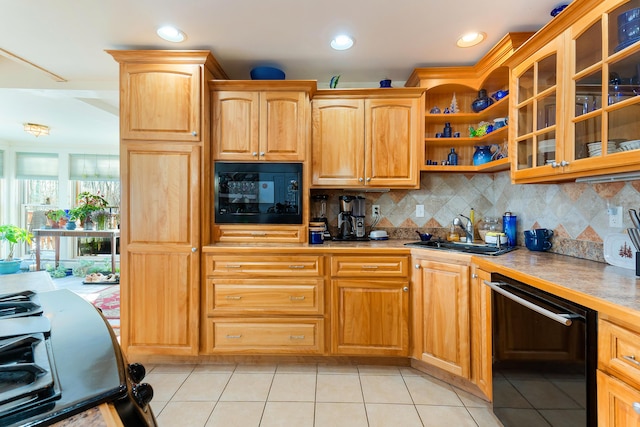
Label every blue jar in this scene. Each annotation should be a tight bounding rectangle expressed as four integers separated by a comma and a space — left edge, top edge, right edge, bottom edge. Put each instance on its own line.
503, 212, 517, 246
309, 223, 324, 244
447, 148, 458, 165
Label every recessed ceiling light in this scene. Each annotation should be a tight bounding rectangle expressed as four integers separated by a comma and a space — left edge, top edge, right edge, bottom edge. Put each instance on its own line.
157, 26, 187, 43
456, 32, 486, 48
331, 35, 354, 50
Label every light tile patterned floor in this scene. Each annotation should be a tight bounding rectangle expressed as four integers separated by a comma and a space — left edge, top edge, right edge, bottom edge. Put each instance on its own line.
144, 363, 503, 427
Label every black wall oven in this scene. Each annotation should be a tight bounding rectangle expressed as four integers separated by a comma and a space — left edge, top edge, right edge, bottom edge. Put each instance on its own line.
487, 274, 597, 427
214, 162, 302, 224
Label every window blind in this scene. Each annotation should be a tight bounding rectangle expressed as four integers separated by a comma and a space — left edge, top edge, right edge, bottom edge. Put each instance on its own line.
16, 152, 59, 179
69, 154, 119, 181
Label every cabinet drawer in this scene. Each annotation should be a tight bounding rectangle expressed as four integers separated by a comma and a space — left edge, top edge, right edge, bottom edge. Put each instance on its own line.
204, 318, 324, 354
214, 225, 304, 243
331, 255, 409, 277
599, 319, 640, 389
206, 278, 324, 315
205, 255, 323, 277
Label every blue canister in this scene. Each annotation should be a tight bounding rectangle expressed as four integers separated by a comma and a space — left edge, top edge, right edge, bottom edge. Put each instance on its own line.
503, 212, 517, 246
309, 223, 325, 244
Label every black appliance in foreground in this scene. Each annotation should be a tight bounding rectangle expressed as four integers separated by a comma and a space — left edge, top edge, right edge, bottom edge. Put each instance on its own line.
487, 274, 597, 427
214, 162, 303, 224
0, 290, 157, 426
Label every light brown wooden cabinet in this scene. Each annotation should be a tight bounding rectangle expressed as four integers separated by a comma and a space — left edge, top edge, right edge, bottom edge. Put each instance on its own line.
202, 253, 325, 355
108, 50, 226, 357
470, 265, 492, 400
311, 89, 424, 189
598, 316, 640, 425
211, 81, 315, 161
508, 0, 640, 183
412, 256, 470, 378
330, 255, 410, 356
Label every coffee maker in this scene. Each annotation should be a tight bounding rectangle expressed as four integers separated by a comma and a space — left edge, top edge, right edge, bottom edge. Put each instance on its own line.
336, 195, 367, 240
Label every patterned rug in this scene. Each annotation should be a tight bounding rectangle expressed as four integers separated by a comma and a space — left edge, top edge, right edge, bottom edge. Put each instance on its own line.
92, 285, 120, 319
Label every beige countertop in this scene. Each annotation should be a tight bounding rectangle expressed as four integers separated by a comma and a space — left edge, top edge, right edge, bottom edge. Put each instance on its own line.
204, 239, 640, 321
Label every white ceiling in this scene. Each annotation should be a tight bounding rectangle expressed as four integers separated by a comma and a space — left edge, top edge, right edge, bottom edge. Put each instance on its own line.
0, 0, 569, 148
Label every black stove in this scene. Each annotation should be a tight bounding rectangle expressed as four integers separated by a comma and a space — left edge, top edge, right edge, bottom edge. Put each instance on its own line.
0, 289, 156, 427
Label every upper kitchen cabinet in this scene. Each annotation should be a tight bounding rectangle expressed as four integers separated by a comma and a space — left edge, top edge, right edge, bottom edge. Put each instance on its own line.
405, 33, 533, 173
508, 0, 640, 183
311, 89, 425, 189
210, 80, 316, 161
108, 50, 228, 142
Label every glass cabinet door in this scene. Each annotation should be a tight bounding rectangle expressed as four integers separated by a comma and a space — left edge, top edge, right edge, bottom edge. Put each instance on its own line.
571, 0, 640, 163
514, 44, 560, 172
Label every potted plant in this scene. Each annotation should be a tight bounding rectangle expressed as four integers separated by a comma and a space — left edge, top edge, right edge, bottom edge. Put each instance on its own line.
45, 209, 66, 229
0, 224, 33, 274
74, 191, 109, 229
93, 210, 111, 230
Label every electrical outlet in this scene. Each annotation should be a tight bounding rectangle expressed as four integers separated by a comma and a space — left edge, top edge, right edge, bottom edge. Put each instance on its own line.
372, 205, 380, 216
609, 206, 624, 228
416, 205, 425, 217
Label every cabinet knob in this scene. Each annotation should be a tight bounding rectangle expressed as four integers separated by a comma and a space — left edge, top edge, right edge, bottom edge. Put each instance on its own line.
252, 152, 258, 156
471, 273, 478, 279
260, 152, 265, 156
560, 160, 570, 167
366, 177, 371, 182
191, 131, 197, 137
191, 247, 197, 253
415, 264, 420, 269
359, 177, 364, 182
403, 286, 409, 292
634, 402, 640, 415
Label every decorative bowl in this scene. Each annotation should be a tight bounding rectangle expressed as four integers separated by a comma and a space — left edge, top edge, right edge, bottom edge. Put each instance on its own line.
416, 231, 432, 241
250, 66, 285, 80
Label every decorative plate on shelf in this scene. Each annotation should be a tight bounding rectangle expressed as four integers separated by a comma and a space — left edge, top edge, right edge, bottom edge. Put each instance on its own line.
603, 233, 636, 269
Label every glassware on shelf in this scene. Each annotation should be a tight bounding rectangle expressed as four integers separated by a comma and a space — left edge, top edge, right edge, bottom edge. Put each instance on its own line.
471, 89, 494, 113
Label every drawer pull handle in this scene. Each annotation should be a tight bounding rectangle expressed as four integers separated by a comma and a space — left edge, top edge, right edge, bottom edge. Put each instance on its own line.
361, 265, 379, 269
288, 265, 305, 269
634, 402, 640, 415
225, 296, 242, 300
251, 232, 267, 236
289, 296, 306, 301
623, 355, 640, 366
290, 335, 305, 340
225, 334, 242, 339
225, 264, 242, 268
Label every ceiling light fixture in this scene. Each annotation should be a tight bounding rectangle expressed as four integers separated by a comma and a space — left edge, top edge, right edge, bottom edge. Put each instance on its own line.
157, 26, 187, 43
23, 123, 50, 137
331, 35, 354, 51
456, 32, 486, 48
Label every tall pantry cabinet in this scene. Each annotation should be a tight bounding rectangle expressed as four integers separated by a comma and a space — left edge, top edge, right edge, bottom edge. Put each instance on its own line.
107, 50, 228, 357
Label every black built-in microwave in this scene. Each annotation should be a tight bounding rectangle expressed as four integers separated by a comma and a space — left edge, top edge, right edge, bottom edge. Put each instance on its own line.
214, 162, 303, 224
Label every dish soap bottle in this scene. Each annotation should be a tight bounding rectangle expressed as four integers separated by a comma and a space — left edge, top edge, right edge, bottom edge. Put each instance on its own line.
447, 223, 459, 241
447, 148, 458, 165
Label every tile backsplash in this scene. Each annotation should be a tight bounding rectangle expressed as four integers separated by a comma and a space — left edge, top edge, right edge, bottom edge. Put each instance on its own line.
316, 171, 640, 263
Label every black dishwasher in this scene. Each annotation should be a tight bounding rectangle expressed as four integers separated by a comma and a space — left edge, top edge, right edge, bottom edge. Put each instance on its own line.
487, 274, 597, 427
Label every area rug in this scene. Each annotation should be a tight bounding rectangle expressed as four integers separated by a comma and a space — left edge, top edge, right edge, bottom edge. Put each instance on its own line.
92, 285, 120, 320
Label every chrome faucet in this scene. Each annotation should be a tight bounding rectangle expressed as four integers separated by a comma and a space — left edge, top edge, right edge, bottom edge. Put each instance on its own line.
453, 214, 474, 243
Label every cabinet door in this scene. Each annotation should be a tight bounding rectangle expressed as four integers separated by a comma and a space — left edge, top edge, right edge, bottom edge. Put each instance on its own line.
470, 265, 492, 401
311, 99, 365, 187
511, 36, 565, 182
120, 63, 201, 141
365, 98, 420, 188
212, 91, 260, 160
121, 142, 200, 356
261, 91, 307, 161
417, 259, 470, 378
331, 279, 409, 356
598, 370, 640, 427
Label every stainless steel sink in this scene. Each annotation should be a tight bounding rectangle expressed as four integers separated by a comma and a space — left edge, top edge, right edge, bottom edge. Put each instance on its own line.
404, 240, 518, 256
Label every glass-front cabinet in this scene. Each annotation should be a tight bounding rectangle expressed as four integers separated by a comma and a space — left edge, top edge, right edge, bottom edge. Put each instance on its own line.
510, 0, 640, 183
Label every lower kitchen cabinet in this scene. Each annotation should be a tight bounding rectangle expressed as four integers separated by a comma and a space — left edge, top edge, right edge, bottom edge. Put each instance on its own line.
470, 264, 492, 400
330, 255, 410, 356
598, 316, 640, 426
598, 371, 640, 426
413, 257, 470, 378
